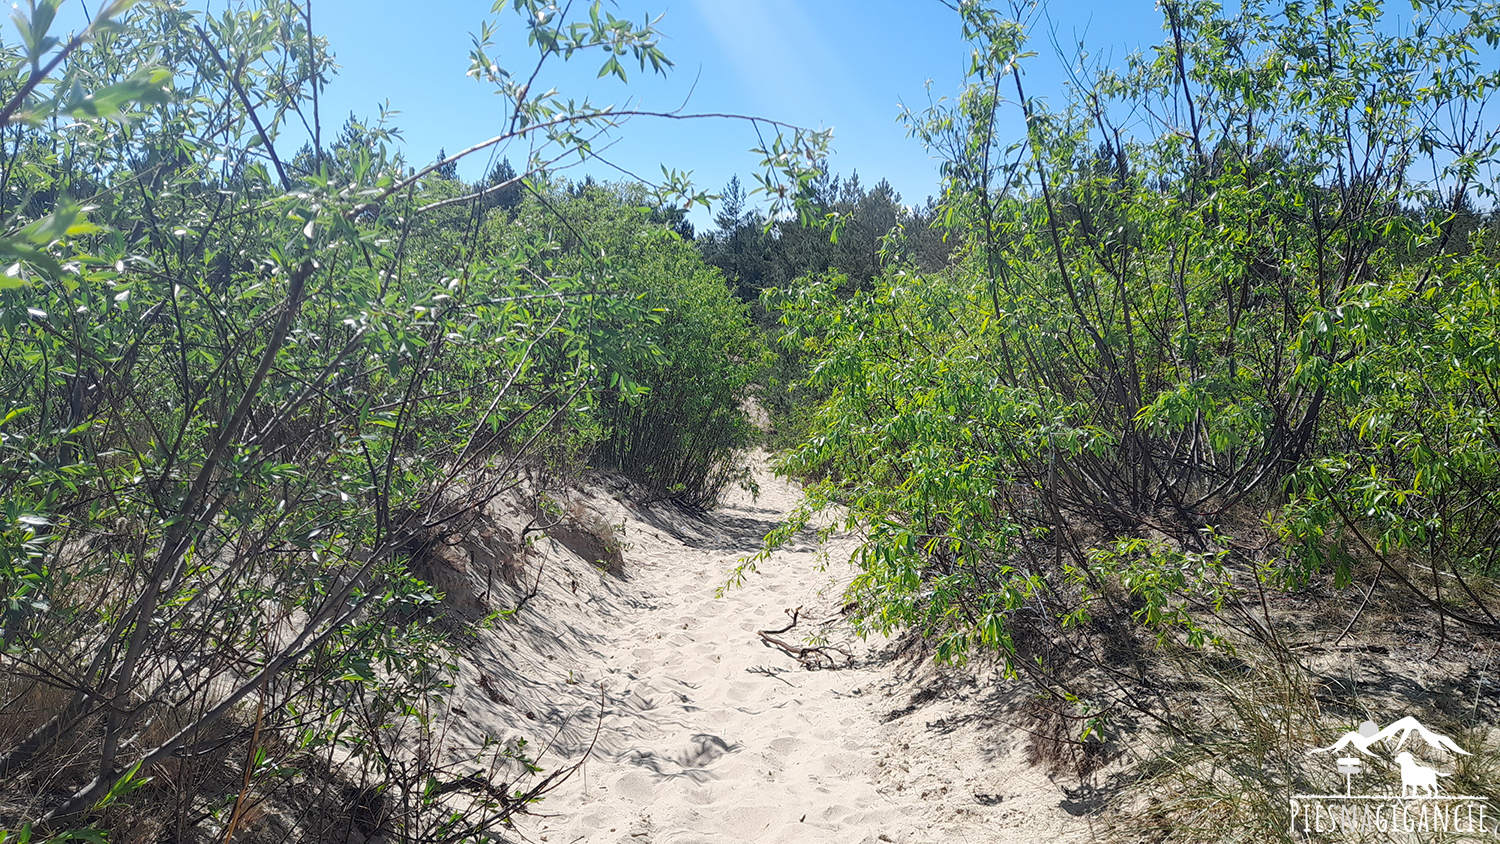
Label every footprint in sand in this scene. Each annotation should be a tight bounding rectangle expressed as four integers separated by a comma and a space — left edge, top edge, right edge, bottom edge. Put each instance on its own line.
612, 770, 658, 803
768, 735, 804, 757
723, 681, 759, 703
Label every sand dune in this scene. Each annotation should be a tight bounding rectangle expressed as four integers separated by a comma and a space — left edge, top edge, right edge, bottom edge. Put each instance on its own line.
443, 451, 1094, 843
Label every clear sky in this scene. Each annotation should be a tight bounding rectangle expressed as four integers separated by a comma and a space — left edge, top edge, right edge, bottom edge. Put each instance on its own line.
304, 0, 1171, 224
38, 1, 1174, 224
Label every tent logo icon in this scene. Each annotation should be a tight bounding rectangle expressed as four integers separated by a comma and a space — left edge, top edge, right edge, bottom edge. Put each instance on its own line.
1291, 716, 1493, 836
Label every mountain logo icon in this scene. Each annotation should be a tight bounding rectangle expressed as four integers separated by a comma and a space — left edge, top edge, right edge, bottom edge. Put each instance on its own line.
1292, 716, 1490, 835
1307, 716, 1470, 760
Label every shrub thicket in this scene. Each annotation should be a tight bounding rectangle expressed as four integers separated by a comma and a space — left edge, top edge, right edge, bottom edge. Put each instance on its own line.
0, 0, 826, 835
756, 0, 1500, 771
484, 183, 764, 509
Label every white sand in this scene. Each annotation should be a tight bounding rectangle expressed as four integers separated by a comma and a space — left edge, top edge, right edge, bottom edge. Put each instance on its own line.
443, 451, 1097, 843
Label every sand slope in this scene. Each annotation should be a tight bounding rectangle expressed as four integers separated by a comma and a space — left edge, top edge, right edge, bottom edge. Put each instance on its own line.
445, 452, 1095, 843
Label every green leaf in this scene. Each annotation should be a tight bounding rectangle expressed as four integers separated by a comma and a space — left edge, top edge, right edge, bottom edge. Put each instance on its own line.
59, 67, 173, 121
92, 759, 150, 810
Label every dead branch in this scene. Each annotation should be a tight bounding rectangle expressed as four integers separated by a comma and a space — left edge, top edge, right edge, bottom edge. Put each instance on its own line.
757, 607, 853, 670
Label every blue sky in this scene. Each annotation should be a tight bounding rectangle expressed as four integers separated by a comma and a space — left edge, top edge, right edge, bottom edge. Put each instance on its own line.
304, 0, 1170, 225
39, 1, 1172, 224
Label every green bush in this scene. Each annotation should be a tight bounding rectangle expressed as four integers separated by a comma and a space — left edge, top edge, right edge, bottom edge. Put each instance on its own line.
486, 183, 764, 508
759, 0, 1500, 685
0, 0, 767, 833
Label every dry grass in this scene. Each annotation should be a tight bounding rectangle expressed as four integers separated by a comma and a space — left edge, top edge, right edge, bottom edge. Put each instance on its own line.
1099, 606, 1500, 843
1104, 639, 1327, 843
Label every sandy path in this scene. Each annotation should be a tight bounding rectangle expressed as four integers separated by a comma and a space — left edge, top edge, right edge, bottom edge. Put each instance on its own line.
448, 452, 1092, 844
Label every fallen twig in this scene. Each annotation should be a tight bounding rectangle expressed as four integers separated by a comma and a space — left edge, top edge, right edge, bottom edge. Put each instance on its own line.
757, 607, 853, 669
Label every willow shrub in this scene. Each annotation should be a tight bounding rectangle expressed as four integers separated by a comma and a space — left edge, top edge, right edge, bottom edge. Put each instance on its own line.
0, 0, 812, 832
1278, 252, 1500, 611
756, 0, 1500, 677
486, 183, 763, 509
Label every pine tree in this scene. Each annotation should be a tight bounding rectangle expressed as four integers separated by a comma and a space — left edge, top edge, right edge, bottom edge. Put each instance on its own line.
433, 148, 459, 180
482, 158, 523, 210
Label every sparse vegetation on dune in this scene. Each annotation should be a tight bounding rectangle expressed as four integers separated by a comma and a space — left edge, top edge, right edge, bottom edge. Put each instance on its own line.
4, 0, 1500, 839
